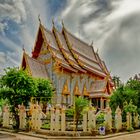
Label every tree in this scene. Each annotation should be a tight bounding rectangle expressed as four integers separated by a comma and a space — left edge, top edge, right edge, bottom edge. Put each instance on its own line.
112, 76, 122, 88
0, 67, 37, 129
110, 78, 140, 121
34, 78, 54, 113
123, 100, 137, 114
110, 85, 138, 112
67, 97, 89, 131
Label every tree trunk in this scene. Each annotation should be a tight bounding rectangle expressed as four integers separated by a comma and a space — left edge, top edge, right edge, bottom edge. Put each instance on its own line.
75, 114, 79, 131
12, 106, 19, 130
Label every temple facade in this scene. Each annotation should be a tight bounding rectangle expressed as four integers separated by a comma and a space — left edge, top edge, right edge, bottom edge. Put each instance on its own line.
21, 21, 114, 110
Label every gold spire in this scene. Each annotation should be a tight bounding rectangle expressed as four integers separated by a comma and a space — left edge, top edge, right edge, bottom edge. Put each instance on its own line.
62, 19, 64, 27
52, 18, 55, 26
22, 45, 25, 52
90, 40, 93, 46
38, 14, 41, 24
96, 48, 99, 53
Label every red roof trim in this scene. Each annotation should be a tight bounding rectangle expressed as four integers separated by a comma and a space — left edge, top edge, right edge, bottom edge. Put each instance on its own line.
32, 28, 43, 58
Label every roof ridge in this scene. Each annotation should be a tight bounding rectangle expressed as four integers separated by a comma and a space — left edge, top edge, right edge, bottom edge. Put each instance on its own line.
53, 25, 86, 73
25, 53, 45, 65
62, 27, 92, 48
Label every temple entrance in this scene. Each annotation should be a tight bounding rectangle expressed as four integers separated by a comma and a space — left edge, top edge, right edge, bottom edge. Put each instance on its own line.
91, 98, 107, 110
91, 98, 100, 109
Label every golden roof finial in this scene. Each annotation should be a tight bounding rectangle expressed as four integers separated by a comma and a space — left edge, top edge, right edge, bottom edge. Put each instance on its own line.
52, 18, 55, 26
90, 40, 93, 46
62, 19, 64, 27
105, 72, 110, 81
96, 48, 98, 53
22, 45, 25, 52
38, 14, 41, 24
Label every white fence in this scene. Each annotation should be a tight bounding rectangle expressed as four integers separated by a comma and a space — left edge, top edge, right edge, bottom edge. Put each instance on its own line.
1, 104, 140, 133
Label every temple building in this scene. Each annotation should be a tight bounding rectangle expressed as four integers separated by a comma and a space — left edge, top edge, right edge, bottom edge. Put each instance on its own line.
21, 20, 114, 110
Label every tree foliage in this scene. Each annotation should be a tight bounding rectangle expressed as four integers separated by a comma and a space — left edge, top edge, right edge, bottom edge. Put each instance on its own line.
112, 76, 122, 88
0, 68, 37, 106
0, 67, 54, 129
35, 78, 54, 101
66, 97, 89, 131
123, 100, 137, 113
110, 79, 140, 115
0, 68, 37, 129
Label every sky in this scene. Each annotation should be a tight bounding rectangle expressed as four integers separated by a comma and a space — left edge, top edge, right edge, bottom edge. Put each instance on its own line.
0, 0, 140, 82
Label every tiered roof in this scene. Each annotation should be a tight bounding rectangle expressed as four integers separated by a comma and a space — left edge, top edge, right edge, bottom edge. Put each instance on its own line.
30, 22, 110, 78
22, 22, 113, 84
62, 27, 106, 77
22, 52, 48, 78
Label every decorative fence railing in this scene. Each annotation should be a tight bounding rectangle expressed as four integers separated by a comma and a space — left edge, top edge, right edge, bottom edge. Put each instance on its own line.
0, 103, 140, 134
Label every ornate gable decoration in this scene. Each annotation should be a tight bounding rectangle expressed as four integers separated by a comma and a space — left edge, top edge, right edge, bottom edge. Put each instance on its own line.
74, 81, 81, 96
83, 84, 89, 97
62, 80, 70, 95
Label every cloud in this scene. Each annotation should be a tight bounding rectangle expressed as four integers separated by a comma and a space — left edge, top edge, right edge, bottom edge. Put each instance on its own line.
59, 0, 140, 81
0, 0, 49, 74
0, 52, 6, 63
0, 35, 20, 51
1, 0, 140, 82
0, 0, 27, 25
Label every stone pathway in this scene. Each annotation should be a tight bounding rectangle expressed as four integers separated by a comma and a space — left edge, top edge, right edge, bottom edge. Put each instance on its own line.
0, 133, 43, 140
107, 132, 140, 140
1, 131, 140, 140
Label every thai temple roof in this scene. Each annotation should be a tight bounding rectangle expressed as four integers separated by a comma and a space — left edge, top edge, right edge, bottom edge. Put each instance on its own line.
23, 21, 112, 79
22, 52, 49, 79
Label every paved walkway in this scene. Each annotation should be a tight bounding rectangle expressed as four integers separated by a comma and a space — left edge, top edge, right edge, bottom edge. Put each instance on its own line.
1, 131, 140, 140
107, 132, 140, 140
0, 133, 43, 140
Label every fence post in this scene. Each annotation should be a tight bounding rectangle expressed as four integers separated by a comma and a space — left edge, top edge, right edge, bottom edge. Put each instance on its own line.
31, 103, 42, 131
61, 106, 66, 131
104, 105, 112, 131
88, 107, 96, 131
19, 103, 26, 129
115, 106, 122, 131
83, 110, 88, 132
31, 104, 36, 130
3, 105, 10, 128
55, 105, 60, 131
50, 107, 55, 131
36, 103, 42, 130
134, 112, 139, 128
126, 112, 132, 130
